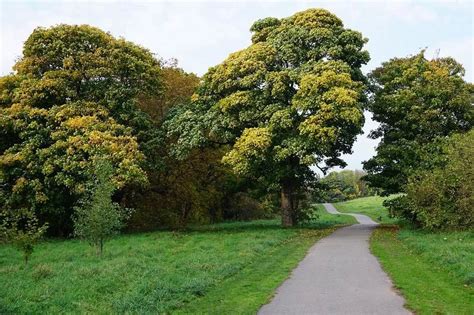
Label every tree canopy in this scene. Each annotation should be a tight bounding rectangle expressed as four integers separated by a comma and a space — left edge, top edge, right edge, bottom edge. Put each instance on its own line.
167, 9, 370, 226
317, 170, 376, 202
0, 24, 162, 235
363, 52, 474, 194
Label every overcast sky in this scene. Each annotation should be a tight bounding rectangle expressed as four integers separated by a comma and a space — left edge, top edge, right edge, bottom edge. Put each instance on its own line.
1, 0, 473, 171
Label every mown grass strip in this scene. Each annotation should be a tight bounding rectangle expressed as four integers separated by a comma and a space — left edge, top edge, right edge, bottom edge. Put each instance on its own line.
371, 226, 474, 315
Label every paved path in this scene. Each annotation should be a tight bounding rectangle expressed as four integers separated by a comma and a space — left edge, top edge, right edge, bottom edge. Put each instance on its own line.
259, 203, 410, 315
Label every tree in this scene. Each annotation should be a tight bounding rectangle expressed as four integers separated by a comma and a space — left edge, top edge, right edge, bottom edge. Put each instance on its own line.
363, 52, 474, 194
317, 170, 377, 202
167, 9, 370, 226
138, 59, 200, 123
127, 61, 230, 230
0, 208, 48, 265
0, 25, 162, 235
74, 160, 129, 255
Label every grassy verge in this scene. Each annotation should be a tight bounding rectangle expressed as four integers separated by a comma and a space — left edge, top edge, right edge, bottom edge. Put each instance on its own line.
176, 228, 335, 314
371, 227, 473, 314
334, 195, 399, 223
0, 206, 346, 314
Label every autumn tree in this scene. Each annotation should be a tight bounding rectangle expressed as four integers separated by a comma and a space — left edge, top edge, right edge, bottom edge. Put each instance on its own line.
0, 25, 162, 235
168, 9, 370, 226
119, 60, 228, 230
363, 52, 474, 194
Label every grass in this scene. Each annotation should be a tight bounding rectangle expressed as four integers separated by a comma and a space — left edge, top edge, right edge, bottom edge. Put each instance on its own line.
334, 195, 400, 223
371, 227, 474, 314
335, 195, 474, 314
312, 203, 358, 226
0, 206, 348, 314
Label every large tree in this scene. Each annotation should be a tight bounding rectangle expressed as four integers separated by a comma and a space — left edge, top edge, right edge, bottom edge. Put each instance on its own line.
168, 9, 370, 226
363, 52, 474, 194
0, 25, 162, 235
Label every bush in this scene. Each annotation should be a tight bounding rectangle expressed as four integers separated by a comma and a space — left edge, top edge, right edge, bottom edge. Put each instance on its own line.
388, 131, 473, 230
0, 208, 48, 265
32, 264, 54, 281
224, 192, 275, 221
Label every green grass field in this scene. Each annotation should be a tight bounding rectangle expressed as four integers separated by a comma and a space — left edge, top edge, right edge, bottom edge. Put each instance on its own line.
337, 196, 474, 314
0, 206, 349, 314
372, 227, 474, 314
334, 195, 400, 223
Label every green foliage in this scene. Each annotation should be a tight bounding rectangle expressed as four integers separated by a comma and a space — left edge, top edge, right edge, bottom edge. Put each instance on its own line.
168, 9, 370, 225
317, 170, 377, 202
127, 61, 232, 230
0, 208, 48, 264
224, 192, 274, 221
388, 131, 474, 230
364, 51, 474, 194
0, 24, 162, 235
74, 161, 129, 255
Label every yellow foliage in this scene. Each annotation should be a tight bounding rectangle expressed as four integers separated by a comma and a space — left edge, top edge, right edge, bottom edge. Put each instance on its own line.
12, 177, 27, 193
223, 127, 271, 174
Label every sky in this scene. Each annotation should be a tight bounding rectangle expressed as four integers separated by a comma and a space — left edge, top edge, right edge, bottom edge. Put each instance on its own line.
1, 0, 473, 172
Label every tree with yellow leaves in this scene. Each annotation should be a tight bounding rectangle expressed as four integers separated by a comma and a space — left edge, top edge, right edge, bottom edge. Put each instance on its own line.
0, 25, 162, 235
168, 9, 370, 226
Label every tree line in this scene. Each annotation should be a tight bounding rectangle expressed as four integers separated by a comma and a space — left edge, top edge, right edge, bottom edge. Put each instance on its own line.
0, 9, 472, 259
314, 170, 379, 203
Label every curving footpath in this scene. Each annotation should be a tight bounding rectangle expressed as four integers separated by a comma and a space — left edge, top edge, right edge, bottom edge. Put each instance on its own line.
259, 203, 410, 315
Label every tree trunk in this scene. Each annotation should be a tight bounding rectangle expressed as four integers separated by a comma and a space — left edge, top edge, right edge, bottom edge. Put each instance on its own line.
179, 202, 191, 230
281, 180, 294, 227
98, 239, 104, 257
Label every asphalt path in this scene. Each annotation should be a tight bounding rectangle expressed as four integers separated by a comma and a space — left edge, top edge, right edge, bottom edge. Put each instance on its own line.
258, 203, 410, 315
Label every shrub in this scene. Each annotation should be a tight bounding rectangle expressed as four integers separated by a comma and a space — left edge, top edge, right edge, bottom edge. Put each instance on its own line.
32, 264, 54, 281
0, 208, 48, 265
225, 193, 270, 221
388, 131, 473, 230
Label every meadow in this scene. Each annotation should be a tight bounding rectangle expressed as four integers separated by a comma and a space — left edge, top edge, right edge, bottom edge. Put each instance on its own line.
0, 206, 353, 314
334, 195, 400, 224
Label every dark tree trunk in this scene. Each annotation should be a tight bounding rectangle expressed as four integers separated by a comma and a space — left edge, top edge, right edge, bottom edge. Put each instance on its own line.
179, 202, 191, 229
281, 180, 295, 227
98, 239, 104, 257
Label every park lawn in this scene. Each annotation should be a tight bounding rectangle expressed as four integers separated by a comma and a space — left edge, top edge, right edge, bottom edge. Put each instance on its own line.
371, 227, 474, 314
334, 195, 400, 223
0, 206, 348, 314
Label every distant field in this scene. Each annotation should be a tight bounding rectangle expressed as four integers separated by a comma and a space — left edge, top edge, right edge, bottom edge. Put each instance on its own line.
334, 195, 400, 224
335, 195, 474, 314
0, 206, 348, 314
312, 204, 358, 226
